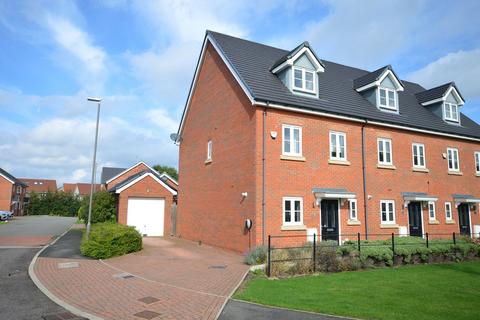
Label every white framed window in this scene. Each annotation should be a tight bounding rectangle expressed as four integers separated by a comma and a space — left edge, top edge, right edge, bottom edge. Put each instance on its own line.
16, 186, 21, 194
475, 152, 480, 174
377, 138, 393, 165
283, 197, 303, 226
292, 67, 315, 93
282, 124, 302, 156
330, 131, 347, 161
447, 148, 459, 172
206, 140, 212, 161
378, 87, 397, 111
412, 143, 426, 168
380, 200, 395, 224
445, 202, 452, 221
428, 201, 436, 221
349, 199, 358, 221
444, 102, 459, 122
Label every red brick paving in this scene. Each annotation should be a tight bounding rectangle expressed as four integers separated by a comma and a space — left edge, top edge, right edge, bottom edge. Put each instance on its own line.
34, 237, 249, 320
0, 235, 53, 246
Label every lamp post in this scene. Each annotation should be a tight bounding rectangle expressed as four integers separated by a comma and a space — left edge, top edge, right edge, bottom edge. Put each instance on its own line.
86, 97, 102, 239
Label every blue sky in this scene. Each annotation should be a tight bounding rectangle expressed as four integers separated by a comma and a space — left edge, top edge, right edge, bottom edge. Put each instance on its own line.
1, 0, 479, 184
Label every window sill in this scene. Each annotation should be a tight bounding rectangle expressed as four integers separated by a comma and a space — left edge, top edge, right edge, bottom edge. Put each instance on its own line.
204, 159, 212, 165
347, 220, 361, 226
281, 225, 307, 231
445, 220, 456, 224
476, 173, 480, 177
377, 164, 396, 170
428, 220, 440, 225
380, 224, 399, 229
280, 155, 306, 162
328, 159, 351, 166
448, 170, 463, 176
412, 167, 429, 173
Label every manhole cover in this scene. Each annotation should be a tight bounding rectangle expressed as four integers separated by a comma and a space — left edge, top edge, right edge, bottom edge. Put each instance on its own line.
134, 310, 161, 319
138, 296, 160, 304
209, 264, 227, 269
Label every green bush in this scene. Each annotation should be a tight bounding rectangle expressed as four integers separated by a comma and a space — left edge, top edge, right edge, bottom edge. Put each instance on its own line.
80, 223, 142, 259
360, 246, 394, 266
78, 191, 116, 223
244, 246, 267, 265
27, 191, 81, 217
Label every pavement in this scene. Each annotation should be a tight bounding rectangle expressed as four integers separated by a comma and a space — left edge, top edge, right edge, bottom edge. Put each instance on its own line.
40, 229, 91, 260
0, 215, 77, 247
0, 215, 85, 320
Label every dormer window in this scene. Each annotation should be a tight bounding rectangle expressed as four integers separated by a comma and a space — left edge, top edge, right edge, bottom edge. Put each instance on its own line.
444, 102, 459, 122
378, 87, 397, 111
293, 67, 315, 93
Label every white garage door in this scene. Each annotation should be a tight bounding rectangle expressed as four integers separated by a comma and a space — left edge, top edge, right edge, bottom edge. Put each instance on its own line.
127, 197, 165, 236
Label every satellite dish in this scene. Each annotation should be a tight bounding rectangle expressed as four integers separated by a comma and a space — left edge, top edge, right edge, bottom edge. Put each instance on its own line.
170, 133, 179, 142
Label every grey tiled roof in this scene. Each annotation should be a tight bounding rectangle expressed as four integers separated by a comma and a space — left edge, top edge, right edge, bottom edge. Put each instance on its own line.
270, 41, 325, 71
207, 31, 480, 139
0, 168, 26, 186
415, 82, 464, 104
352, 65, 404, 90
101, 167, 126, 184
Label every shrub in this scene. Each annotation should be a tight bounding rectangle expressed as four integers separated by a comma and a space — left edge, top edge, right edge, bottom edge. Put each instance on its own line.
27, 191, 81, 217
360, 246, 393, 266
244, 246, 267, 265
80, 223, 142, 259
78, 191, 116, 223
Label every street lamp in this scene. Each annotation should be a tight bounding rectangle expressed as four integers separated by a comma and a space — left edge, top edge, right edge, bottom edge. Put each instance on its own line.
86, 97, 102, 239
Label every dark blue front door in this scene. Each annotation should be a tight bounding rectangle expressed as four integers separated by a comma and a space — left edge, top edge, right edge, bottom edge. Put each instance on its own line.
458, 204, 470, 236
321, 200, 339, 242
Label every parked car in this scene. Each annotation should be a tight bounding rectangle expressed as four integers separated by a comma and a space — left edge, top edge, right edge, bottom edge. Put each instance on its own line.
0, 211, 12, 221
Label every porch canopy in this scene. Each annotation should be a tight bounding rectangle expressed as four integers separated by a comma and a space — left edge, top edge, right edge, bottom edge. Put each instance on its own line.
402, 192, 438, 206
312, 188, 356, 205
453, 194, 480, 207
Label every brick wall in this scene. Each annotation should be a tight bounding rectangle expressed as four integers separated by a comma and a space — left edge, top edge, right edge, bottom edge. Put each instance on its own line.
117, 174, 174, 236
106, 163, 150, 190
176, 43, 257, 253
0, 176, 12, 212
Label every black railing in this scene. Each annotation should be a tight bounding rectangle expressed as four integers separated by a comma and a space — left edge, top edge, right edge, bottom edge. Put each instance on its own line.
266, 232, 479, 277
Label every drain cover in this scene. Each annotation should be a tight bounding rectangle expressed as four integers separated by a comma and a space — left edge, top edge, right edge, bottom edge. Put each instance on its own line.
113, 272, 135, 279
133, 310, 161, 319
138, 296, 160, 304
57, 262, 79, 269
209, 264, 227, 269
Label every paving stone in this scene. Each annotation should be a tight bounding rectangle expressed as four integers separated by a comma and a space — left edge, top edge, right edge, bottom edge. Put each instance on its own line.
133, 310, 161, 319
57, 262, 79, 269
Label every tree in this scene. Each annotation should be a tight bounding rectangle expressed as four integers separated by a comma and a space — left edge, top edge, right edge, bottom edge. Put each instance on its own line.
78, 191, 116, 223
26, 191, 81, 217
153, 164, 178, 181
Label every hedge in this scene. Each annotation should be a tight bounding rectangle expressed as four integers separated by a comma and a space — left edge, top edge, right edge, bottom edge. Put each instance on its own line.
78, 191, 116, 223
80, 223, 142, 259
27, 191, 81, 216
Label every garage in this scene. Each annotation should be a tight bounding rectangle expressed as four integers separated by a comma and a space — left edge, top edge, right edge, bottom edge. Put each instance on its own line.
127, 197, 165, 236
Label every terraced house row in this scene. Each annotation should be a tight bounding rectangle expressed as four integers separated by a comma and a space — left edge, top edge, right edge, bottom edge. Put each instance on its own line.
175, 31, 480, 253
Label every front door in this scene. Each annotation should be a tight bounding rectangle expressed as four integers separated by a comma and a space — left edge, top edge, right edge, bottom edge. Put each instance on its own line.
458, 203, 471, 236
408, 202, 423, 237
321, 200, 339, 242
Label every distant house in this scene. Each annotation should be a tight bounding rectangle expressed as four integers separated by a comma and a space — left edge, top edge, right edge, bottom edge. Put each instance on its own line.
60, 183, 77, 193
101, 162, 178, 237
0, 168, 27, 216
60, 183, 101, 198
20, 178, 57, 196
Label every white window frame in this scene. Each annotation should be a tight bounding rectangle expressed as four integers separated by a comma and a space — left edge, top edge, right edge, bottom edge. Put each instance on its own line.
292, 66, 316, 94
378, 87, 398, 111
282, 197, 303, 226
444, 102, 459, 122
377, 138, 393, 165
445, 202, 453, 221
16, 186, 21, 194
380, 200, 396, 224
475, 152, 480, 174
349, 199, 358, 221
282, 124, 302, 157
329, 131, 347, 161
206, 140, 212, 161
447, 147, 459, 172
412, 143, 426, 168
428, 201, 436, 221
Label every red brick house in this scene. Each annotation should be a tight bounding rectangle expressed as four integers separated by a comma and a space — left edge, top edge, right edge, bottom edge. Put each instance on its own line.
0, 168, 27, 216
102, 162, 178, 236
175, 31, 480, 253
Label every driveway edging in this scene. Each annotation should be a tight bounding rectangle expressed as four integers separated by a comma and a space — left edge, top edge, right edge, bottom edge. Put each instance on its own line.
214, 267, 250, 320
28, 226, 103, 320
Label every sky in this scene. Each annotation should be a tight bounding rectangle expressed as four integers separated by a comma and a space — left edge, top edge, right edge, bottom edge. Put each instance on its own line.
1, 0, 480, 185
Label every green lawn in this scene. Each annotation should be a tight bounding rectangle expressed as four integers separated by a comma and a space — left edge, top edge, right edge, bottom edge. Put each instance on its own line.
0, 221, 6, 225
235, 261, 480, 320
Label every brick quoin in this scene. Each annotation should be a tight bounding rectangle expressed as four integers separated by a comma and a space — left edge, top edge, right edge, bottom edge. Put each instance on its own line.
116, 175, 174, 236
177, 43, 480, 253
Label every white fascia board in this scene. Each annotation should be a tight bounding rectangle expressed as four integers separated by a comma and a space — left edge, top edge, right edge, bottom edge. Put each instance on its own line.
0, 172, 14, 184
316, 193, 356, 199
115, 172, 177, 195
421, 98, 444, 106
159, 172, 178, 186
106, 161, 156, 185
255, 101, 480, 142
271, 47, 325, 74
176, 34, 255, 142
378, 69, 404, 91
445, 86, 465, 105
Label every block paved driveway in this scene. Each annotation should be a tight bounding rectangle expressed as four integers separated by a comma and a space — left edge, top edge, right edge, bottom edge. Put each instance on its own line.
34, 237, 249, 320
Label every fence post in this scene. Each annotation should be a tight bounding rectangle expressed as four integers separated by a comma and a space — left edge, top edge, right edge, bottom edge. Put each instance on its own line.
357, 232, 361, 252
426, 232, 429, 248
313, 234, 316, 273
453, 232, 456, 245
267, 235, 271, 277
391, 233, 395, 254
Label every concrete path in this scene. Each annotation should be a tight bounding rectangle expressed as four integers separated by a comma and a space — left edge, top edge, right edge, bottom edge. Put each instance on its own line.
33, 236, 249, 320
219, 300, 350, 320
40, 229, 91, 260
0, 216, 76, 247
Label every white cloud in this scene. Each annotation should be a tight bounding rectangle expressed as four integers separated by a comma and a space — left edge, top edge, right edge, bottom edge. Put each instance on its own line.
408, 49, 480, 99
147, 108, 179, 133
